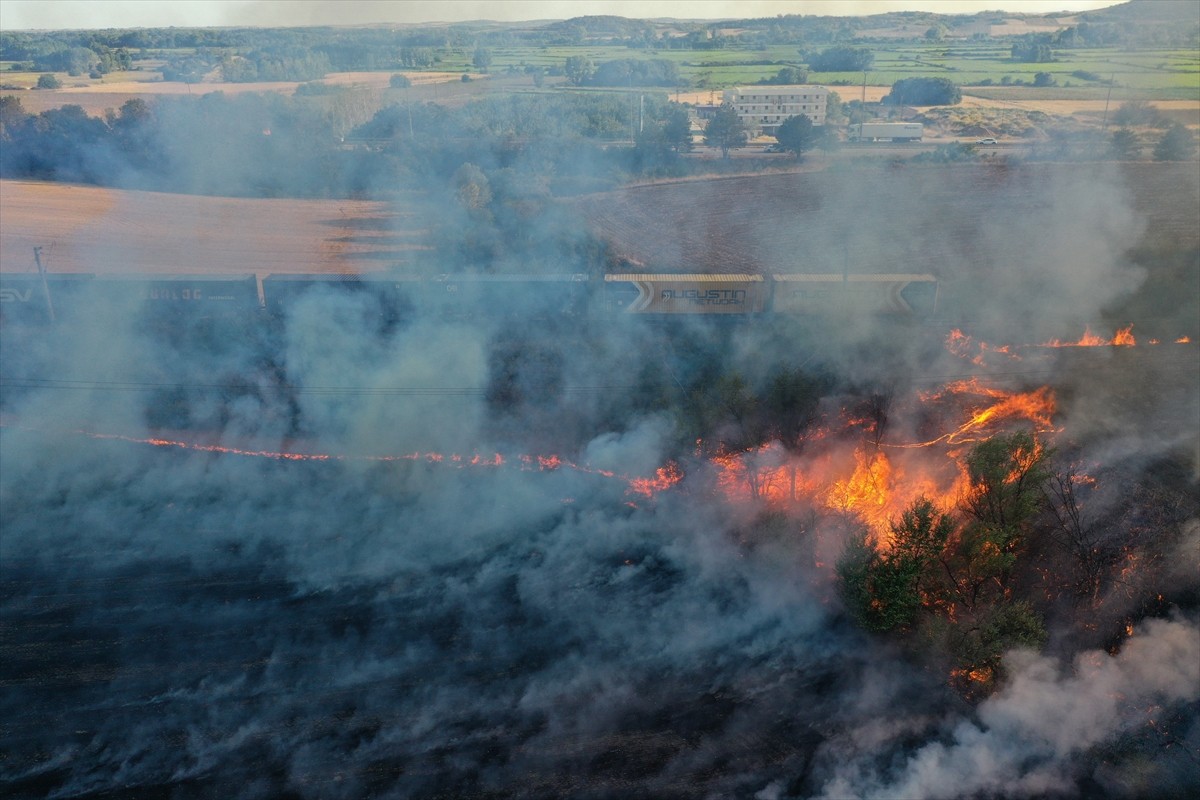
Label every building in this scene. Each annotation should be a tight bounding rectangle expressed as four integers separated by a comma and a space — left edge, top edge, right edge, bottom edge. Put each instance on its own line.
721, 85, 829, 135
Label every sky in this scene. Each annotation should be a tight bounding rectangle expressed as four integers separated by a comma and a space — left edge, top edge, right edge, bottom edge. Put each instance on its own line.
0, 0, 1125, 30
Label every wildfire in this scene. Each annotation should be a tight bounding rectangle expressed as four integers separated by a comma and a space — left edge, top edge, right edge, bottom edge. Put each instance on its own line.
1041, 325, 1136, 348
908, 379, 1057, 447
1, 372, 1064, 543
946, 325, 1194, 367
628, 462, 683, 497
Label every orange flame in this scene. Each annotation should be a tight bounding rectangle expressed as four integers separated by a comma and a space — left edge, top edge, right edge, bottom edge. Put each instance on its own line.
1040, 325, 1136, 348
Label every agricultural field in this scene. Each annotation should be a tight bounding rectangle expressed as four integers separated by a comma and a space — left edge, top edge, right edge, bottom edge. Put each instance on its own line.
0, 179, 427, 276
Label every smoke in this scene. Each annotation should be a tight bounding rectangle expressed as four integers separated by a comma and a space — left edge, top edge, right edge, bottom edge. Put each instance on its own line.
817, 616, 1200, 800
3, 120, 1199, 799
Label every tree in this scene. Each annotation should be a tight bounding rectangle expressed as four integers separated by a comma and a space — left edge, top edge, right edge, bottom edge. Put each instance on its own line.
837, 498, 954, 633
761, 66, 807, 85
837, 434, 1053, 690
1112, 100, 1163, 128
453, 162, 491, 211
1110, 127, 1138, 159
1033, 71, 1056, 87
662, 102, 693, 152
564, 55, 594, 86
1153, 122, 1196, 161
472, 46, 492, 73
1012, 42, 1053, 63
36, 73, 62, 89
389, 73, 411, 89
703, 103, 747, 159
773, 113, 820, 159
807, 45, 874, 72
885, 77, 961, 105
0, 95, 29, 140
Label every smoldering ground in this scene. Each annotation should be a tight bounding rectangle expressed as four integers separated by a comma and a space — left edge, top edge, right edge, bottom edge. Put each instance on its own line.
2, 158, 1199, 799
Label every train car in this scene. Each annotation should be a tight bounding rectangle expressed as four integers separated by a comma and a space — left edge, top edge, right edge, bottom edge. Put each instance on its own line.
86, 274, 261, 317
769, 274, 938, 316
426, 273, 591, 319
604, 274, 767, 315
262, 273, 423, 328
0, 272, 94, 326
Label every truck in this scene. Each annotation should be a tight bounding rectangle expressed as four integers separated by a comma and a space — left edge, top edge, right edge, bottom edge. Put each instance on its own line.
849, 122, 924, 142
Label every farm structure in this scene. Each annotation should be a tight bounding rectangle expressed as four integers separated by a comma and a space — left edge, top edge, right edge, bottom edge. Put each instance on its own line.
1, 271, 937, 328
849, 122, 925, 142
722, 85, 830, 134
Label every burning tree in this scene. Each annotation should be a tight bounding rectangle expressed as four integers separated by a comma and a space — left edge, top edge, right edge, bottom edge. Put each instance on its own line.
837, 432, 1053, 691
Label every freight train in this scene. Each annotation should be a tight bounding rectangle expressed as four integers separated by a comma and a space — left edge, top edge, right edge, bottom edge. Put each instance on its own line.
0, 271, 938, 327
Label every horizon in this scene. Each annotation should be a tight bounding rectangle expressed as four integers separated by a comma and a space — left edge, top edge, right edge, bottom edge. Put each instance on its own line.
0, 0, 1125, 31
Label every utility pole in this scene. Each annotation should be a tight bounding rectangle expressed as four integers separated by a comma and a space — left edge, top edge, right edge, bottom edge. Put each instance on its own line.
1100, 73, 1115, 133
859, 70, 867, 142
33, 246, 55, 323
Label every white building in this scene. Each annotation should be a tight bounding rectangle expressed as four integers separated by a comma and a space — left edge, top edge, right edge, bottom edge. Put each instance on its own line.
722, 85, 830, 134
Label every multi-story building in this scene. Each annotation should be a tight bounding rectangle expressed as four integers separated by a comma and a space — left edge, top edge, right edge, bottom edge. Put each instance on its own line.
721, 85, 830, 135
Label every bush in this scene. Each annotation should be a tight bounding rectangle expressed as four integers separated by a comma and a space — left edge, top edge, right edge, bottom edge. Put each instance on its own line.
36, 73, 61, 89
389, 73, 411, 89
885, 77, 961, 106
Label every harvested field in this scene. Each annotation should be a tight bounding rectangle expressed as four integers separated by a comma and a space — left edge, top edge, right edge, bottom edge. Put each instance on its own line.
573, 162, 1200, 275
7, 71, 493, 116
0, 180, 428, 276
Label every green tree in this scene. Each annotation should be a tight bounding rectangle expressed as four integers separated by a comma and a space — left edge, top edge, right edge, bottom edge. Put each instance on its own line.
885, 77, 961, 105
838, 498, 955, 633
1110, 127, 1139, 159
774, 113, 820, 158
1033, 71, 1056, 87
564, 55, 594, 86
703, 103, 747, 159
389, 73, 411, 88
1112, 100, 1162, 128
472, 45, 492, 73
1153, 122, 1196, 161
662, 103, 692, 152
0, 95, 29, 140
807, 45, 874, 72
837, 434, 1053, 691
36, 73, 61, 89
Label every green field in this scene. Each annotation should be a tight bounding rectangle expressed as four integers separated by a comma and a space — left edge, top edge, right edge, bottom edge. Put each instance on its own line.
477, 42, 1198, 97
5, 38, 1196, 104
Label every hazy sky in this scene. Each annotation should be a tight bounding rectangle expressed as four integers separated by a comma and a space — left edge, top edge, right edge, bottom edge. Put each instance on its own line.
0, 0, 1124, 30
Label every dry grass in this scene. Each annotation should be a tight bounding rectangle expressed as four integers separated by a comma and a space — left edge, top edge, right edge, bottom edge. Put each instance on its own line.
0, 180, 429, 276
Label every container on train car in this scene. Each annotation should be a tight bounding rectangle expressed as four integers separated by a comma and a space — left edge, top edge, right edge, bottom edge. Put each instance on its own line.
428, 274, 590, 319
262, 274, 422, 327
604, 274, 766, 315
0, 272, 94, 325
770, 274, 938, 316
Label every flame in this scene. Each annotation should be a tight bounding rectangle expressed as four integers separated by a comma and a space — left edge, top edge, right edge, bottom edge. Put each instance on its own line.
627, 462, 683, 497
1034, 324, 1137, 348
1, 373, 1065, 543
945, 328, 1021, 366
945, 325, 1194, 368
907, 379, 1056, 447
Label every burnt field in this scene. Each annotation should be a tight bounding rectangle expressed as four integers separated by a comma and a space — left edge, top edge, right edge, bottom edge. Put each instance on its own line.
2, 157, 1198, 799
574, 162, 1199, 276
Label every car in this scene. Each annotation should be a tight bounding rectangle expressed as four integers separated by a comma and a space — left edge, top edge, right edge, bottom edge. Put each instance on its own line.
976, 137, 998, 145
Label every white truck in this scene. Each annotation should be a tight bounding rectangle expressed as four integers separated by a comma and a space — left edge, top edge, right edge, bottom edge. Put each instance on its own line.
849, 122, 924, 142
